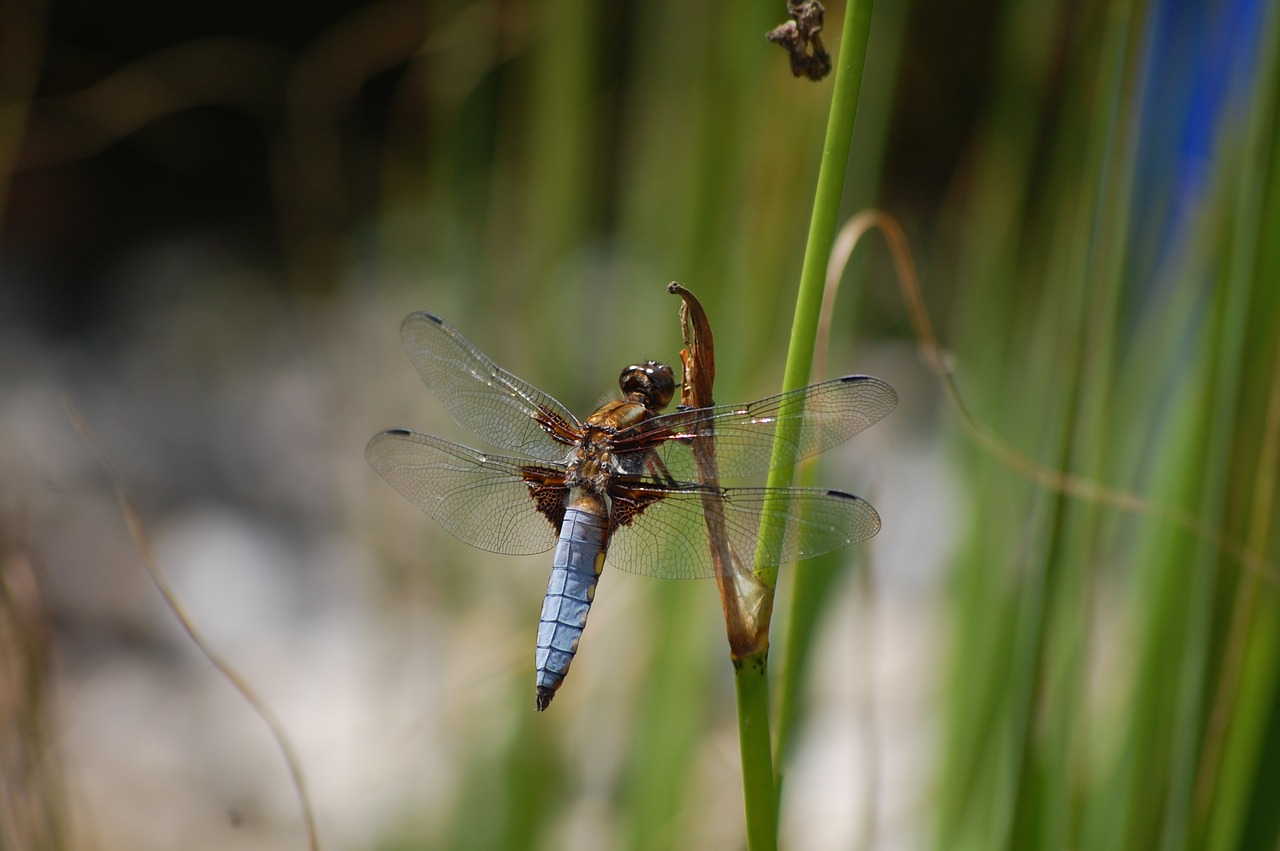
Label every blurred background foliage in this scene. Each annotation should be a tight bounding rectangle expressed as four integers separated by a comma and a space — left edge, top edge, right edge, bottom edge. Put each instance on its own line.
1, 0, 1278, 850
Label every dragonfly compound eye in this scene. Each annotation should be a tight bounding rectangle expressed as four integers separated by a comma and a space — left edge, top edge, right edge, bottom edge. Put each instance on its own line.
620, 361, 675, 410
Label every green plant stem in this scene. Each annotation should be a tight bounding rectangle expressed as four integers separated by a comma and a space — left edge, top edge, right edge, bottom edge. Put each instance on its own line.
734, 2, 876, 846
736, 652, 778, 851
758, 0, 876, 807
761, 2, 876, 537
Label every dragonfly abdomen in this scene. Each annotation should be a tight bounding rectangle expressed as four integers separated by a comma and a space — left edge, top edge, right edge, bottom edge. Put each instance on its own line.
534, 503, 608, 711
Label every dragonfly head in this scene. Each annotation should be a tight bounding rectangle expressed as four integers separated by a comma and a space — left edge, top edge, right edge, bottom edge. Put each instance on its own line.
619, 360, 675, 411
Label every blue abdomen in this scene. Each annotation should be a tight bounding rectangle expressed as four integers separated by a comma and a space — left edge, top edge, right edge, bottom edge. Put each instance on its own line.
535, 506, 607, 710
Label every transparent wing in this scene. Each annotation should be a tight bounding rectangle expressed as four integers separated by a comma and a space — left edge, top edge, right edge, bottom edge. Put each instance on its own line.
604, 485, 881, 579
613, 375, 897, 481
366, 429, 565, 556
399, 312, 582, 460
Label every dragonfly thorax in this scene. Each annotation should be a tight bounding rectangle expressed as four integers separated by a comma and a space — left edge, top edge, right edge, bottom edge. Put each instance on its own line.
565, 427, 623, 494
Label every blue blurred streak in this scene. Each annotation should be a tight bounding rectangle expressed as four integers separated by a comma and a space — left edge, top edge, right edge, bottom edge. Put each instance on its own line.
1132, 0, 1266, 299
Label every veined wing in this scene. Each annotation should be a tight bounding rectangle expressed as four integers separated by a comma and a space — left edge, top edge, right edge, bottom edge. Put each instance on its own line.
612, 375, 896, 482
604, 484, 881, 579
366, 429, 566, 555
400, 312, 582, 460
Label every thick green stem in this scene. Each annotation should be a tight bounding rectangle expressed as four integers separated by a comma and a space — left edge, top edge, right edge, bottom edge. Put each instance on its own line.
756, 0, 876, 810
768, 1, 872, 460
735, 651, 778, 851
733, 2, 876, 845
759, 0, 876, 588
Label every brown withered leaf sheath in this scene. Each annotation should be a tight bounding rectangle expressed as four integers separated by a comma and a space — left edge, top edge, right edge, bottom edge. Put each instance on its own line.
668, 283, 773, 658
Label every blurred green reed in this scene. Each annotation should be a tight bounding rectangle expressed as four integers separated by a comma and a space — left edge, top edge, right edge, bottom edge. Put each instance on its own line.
375, 0, 1280, 848
937, 2, 1280, 851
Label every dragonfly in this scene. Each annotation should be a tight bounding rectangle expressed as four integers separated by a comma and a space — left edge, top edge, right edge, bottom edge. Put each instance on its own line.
366, 312, 897, 710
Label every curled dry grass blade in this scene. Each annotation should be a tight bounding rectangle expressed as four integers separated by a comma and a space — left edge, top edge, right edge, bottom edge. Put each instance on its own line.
829, 209, 1280, 585
67, 401, 320, 851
